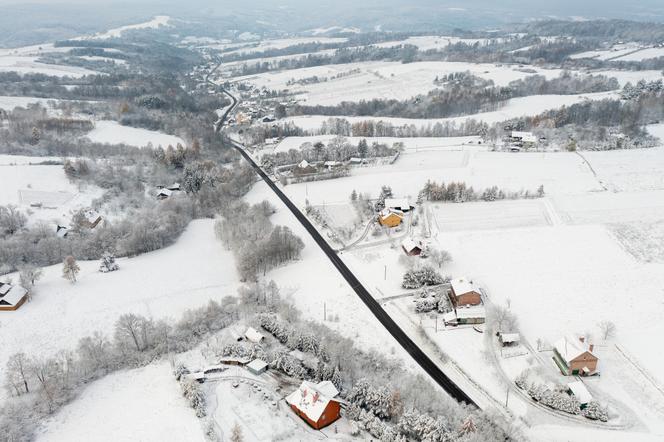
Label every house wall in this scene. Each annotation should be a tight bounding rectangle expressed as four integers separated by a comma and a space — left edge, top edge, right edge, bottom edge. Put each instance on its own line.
569, 352, 599, 375
402, 246, 421, 256
450, 289, 481, 307
290, 401, 341, 430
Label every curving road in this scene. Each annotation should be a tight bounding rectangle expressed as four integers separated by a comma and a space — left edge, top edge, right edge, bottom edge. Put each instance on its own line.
207, 66, 477, 407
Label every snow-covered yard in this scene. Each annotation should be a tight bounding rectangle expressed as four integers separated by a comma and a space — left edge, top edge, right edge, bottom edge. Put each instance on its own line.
83, 120, 186, 148
0, 219, 241, 405
35, 362, 205, 442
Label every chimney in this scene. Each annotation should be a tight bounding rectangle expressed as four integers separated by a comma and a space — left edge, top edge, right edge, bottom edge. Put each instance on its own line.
589, 344, 594, 353
578, 336, 585, 343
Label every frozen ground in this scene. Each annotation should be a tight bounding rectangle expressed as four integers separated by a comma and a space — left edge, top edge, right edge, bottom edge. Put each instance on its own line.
0, 54, 97, 77
0, 96, 59, 111
0, 160, 100, 226
0, 219, 240, 405
372, 36, 504, 51
220, 37, 347, 56
613, 47, 664, 62
35, 362, 205, 442
570, 42, 644, 61
84, 120, 186, 148
284, 91, 618, 130
237, 60, 567, 105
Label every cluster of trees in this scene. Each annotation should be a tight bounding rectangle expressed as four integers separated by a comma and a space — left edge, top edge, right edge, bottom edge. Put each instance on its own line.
402, 266, 447, 289
291, 73, 619, 120
420, 180, 544, 204
312, 116, 489, 138
262, 136, 400, 169
621, 79, 664, 100
215, 201, 304, 281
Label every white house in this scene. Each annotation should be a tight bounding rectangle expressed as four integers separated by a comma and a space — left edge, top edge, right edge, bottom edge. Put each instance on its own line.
245, 327, 265, 343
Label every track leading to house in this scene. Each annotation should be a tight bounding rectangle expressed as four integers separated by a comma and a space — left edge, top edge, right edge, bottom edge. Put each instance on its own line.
206, 66, 477, 407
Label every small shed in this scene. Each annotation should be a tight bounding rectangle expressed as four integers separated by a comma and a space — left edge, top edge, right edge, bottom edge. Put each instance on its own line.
157, 188, 173, 200
82, 210, 102, 229
402, 238, 422, 256
499, 333, 520, 347
245, 327, 265, 343
219, 356, 250, 366
567, 381, 593, 408
247, 359, 268, 375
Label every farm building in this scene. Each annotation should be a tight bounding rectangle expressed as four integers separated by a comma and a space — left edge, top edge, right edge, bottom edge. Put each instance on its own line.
384, 198, 412, 212
567, 381, 593, 408
166, 182, 181, 191
0, 283, 29, 311
157, 188, 173, 200
443, 306, 486, 326
449, 278, 482, 307
402, 238, 423, 256
245, 327, 265, 343
553, 336, 599, 376
378, 208, 404, 228
247, 359, 268, 375
509, 130, 537, 148
499, 333, 521, 347
286, 380, 341, 430
81, 210, 102, 229
56, 225, 69, 238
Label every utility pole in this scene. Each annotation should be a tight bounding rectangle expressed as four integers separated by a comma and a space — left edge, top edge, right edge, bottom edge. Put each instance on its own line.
505, 387, 510, 407
384, 265, 387, 281
324, 302, 327, 321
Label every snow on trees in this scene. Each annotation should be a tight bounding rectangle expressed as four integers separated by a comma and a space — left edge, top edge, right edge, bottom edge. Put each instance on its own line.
415, 297, 439, 313
179, 378, 206, 417
99, 252, 120, 273
0, 205, 27, 237
582, 401, 609, 422
402, 266, 446, 289
347, 379, 392, 419
61, 256, 80, 283
597, 320, 617, 340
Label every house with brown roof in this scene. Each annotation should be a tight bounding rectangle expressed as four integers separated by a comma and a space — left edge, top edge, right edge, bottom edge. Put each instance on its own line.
448, 277, 482, 307
553, 335, 599, 376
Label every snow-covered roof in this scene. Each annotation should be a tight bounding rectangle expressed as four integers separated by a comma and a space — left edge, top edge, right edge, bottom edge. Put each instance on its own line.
245, 327, 264, 343
167, 182, 181, 191
401, 238, 421, 252
500, 333, 520, 343
451, 277, 479, 296
384, 198, 410, 211
315, 380, 339, 398
554, 335, 596, 364
442, 311, 457, 323
247, 359, 268, 372
455, 306, 486, 320
285, 381, 339, 422
84, 210, 101, 224
379, 208, 404, 220
219, 356, 250, 365
158, 188, 173, 197
567, 381, 593, 404
297, 160, 310, 169
0, 283, 28, 307
324, 161, 339, 166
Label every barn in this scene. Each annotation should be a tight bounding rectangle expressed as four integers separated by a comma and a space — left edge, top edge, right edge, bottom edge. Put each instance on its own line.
0, 283, 29, 311
449, 277, 482, 307
286, 380, 341, 430
553, 336, 599, 376
378, 208, 404, 228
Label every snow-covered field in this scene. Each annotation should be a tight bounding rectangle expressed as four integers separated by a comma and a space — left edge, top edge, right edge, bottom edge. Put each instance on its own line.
84, 120, 186, 148
0, 219, 241, 405
35, 362, 205, 442
284, 91, 618, 130
570, 42, 644, 61
84, 15, 172, 40
0, 96, 59, 111
220, 37, 347, 56
0, 160, 100, 226
613, 46, 664, 62
236, 60, 567, 105
0, 55, 97, 77
372, 36, 504, 51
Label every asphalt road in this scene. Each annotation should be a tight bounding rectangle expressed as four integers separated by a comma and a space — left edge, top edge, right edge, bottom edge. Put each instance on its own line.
207, 67, 477, 407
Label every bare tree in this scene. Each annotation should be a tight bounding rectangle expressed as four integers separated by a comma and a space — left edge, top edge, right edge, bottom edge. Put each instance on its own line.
429, 249, 452, 269
598, 320, 616, 340
6, 352, 31, 396
62, 256, 80, 283
0, 205, 27, 237
230, 423, 244, 442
